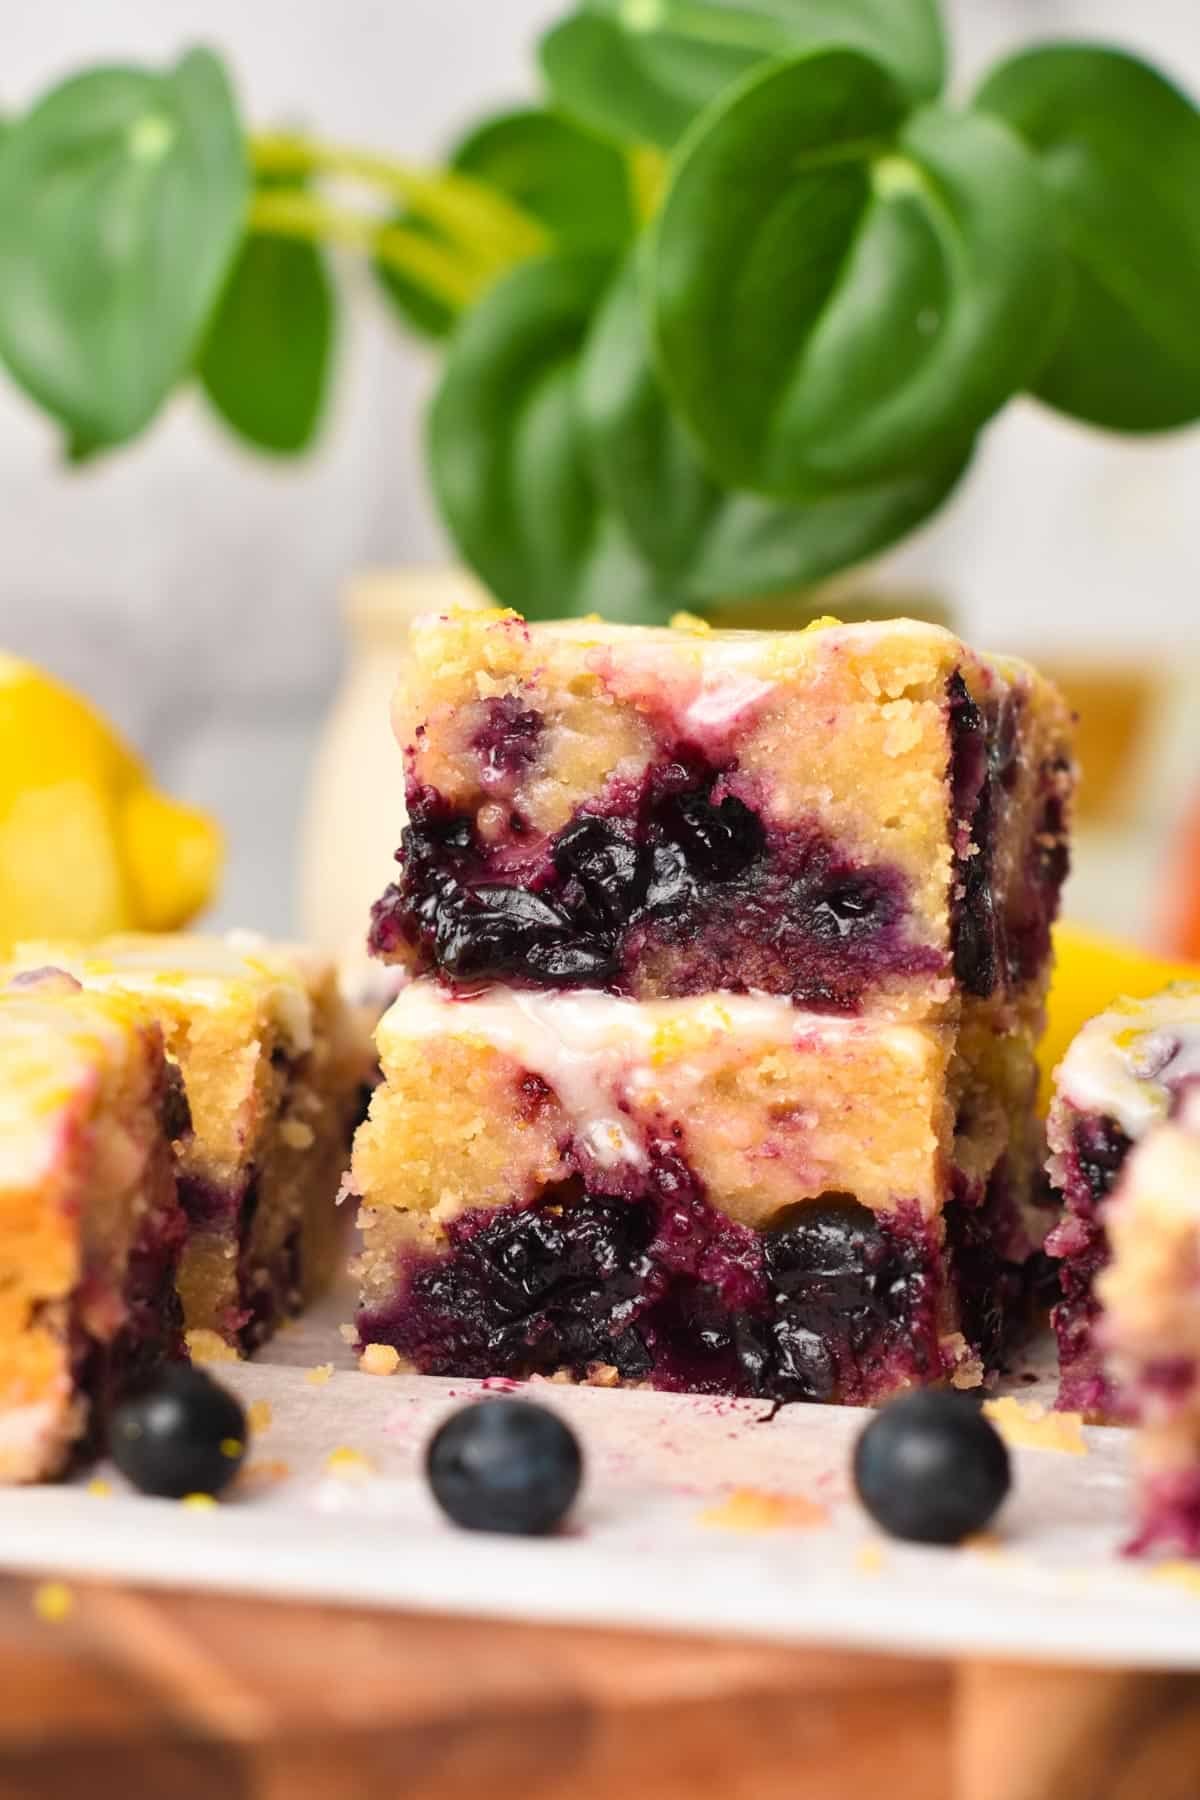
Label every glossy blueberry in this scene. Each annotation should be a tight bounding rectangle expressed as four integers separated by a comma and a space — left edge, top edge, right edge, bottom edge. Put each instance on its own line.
434, 885, 572, 979
667, 790, 765, 880
852, 1390, 1011, 1544
426, 1399, 583, 1535
810, 880, 883, 940
553, 816, 647, 926
109, 1365, 247, 1499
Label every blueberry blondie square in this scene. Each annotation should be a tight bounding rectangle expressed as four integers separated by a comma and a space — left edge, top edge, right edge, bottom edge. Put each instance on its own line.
1045, 983, 1200, 1415
369, 611, 1074, 1020
8, 935, 367, 1353
0, 973, 184, 1482
1098, 1091, 1200, 1553
351, 982, 1043, 1402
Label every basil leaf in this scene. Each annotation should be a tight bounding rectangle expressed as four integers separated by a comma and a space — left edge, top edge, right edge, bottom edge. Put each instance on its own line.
375, 106, 634, 342
650, 51, 1063, 494
581, 256, 972, 601
975, 45, 1200, 433
541, 0, 944, 148
0, 48, 247, 447
199, 228, 335, 454
428, 253, 674, 621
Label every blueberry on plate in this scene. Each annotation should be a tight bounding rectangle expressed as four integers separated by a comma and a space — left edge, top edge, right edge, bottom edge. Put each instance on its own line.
852, 1390, 1010, 1545
426, 1398, 583, 1535
110, 1365, 247, 1499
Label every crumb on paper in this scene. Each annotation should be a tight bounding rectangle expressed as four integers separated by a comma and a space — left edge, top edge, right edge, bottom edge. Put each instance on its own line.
185, 1328, 240, 1366
32, 1581, 74, 1623
855, 1541, 887, 1576
325, 1446, 375, 1480
698, 1488, 828, 1533
962, 1531, 1006, 1559
240, 1459, 291, 1489
338, 1322, 358, 1346
86, 1478, 111, 1499
982, 1396, 1087, 1455
360, 1342, 400, 1376
180, 1493, 218, 1512
1150, 1563, 1200, 1597
248, 1400, 272, 1436
305, 1363, 334, 1386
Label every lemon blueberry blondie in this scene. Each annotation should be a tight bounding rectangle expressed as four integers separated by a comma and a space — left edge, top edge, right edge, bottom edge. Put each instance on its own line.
1046, 983, 1200, 1416
351, 982, 1044, 1401
1097, 1090, 1200, 1553
0, 973, 184, 1481
8, 934, 367, 1353
369, 611, 1074, 1020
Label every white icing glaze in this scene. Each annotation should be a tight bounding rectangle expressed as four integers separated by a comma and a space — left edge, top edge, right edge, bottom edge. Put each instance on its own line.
377, 982, 922, 1170
1058, 984, 1200, 1139
9, 931, 315, 1055
0, 991, 121, 1188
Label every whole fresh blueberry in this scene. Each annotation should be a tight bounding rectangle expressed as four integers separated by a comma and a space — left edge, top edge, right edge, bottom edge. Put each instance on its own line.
426, 1399, 583, 1535
110, 1365, 247, 1499
852, 1391, 1010, 1544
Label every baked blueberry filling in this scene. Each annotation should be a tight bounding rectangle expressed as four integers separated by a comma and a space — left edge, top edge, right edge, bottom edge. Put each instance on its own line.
369, 754, 940, 1010
358, 1145, 1030, 1403
1046, 1112, 1133, 1414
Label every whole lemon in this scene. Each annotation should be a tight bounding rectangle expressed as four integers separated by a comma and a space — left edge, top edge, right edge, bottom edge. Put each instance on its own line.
0, 653, 222, 949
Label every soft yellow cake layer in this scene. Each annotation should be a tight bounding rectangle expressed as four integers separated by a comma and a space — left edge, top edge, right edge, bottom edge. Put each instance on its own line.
0, 977, 173, 1481
6, 934, 368, 1342
391, 609, 1074, 1018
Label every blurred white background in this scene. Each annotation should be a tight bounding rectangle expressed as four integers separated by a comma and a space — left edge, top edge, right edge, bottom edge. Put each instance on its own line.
1, 0, 1198, 934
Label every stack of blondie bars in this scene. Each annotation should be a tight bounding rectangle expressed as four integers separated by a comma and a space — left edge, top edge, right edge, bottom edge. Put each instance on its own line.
352, 610, 1076, 1403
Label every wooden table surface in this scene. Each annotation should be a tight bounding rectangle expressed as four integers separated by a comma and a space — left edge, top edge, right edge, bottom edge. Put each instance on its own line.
3, 1576, 1200, 1800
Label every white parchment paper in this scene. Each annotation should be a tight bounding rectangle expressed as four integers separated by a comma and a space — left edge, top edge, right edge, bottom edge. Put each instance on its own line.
2, 1289, 1198, 1670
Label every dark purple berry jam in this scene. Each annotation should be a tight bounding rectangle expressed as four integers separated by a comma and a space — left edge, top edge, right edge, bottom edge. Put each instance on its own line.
1046, 1110, 1133, 1415
369, 752, 942, 1010
358, 1144, 1031, 1404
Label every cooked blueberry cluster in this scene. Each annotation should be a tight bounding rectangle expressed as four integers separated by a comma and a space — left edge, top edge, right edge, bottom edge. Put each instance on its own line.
358, 1155, 950, 1405
1048, 1111, 1134, 1415
369, 752, 936, 1010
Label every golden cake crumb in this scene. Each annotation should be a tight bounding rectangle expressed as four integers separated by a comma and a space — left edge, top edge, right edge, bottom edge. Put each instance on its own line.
982, 1397, 1087, 1455
1150, 1563, 1200, 1597
325, 1446, 374, 1479
180, 1493, 218, 1512
305, 1363, 334, 1386
962, 1531, 1006, 1558
186, 1328, 240, 1365
240, 1459, 291, 1489
279, 1118, 315, 1150
248, 1400, 272, 1435
855, 1541, 887, 1575
698, 1488, 828, 1532
360, 1342, 401, 1376
32, 1582, 74, 1623
86, 1478, 112, 1499
338, 1322, 359, 1345
585, 1363, 621, 1389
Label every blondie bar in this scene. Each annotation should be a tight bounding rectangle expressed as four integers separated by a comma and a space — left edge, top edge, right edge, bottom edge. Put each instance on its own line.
0, 973, 184, 1481
1097, 1090, 1200, 1553
369, 612, 1074, 1020
351, 981, 1042, 1402
1046, 983, 1200, 1415
7, 935, 367, 1352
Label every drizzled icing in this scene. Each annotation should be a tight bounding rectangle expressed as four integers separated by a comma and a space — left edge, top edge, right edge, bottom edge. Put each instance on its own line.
1058, 983, 1200, 1139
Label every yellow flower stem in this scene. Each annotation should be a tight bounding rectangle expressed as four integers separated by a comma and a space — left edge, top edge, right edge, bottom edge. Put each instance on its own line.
248, 131, 549, 274
247, 189, 483, 310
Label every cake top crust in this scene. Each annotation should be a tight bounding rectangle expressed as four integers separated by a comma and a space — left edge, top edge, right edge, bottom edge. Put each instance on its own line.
6, 931, 323, 1059
0, 977, 153, 1190
1055, 982, 1200, 1139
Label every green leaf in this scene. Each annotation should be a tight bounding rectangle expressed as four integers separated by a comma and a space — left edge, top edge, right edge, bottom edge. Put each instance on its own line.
650, 51, 1063, 495
374, 107, 634, 343
975, 45, 1200, 433
541, 0, 945, 148
0, 48, 248, 446
428, 253, 674, 621
199, 228, 335, 454
455, 108, 636, 252
580, 256, 972, 601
